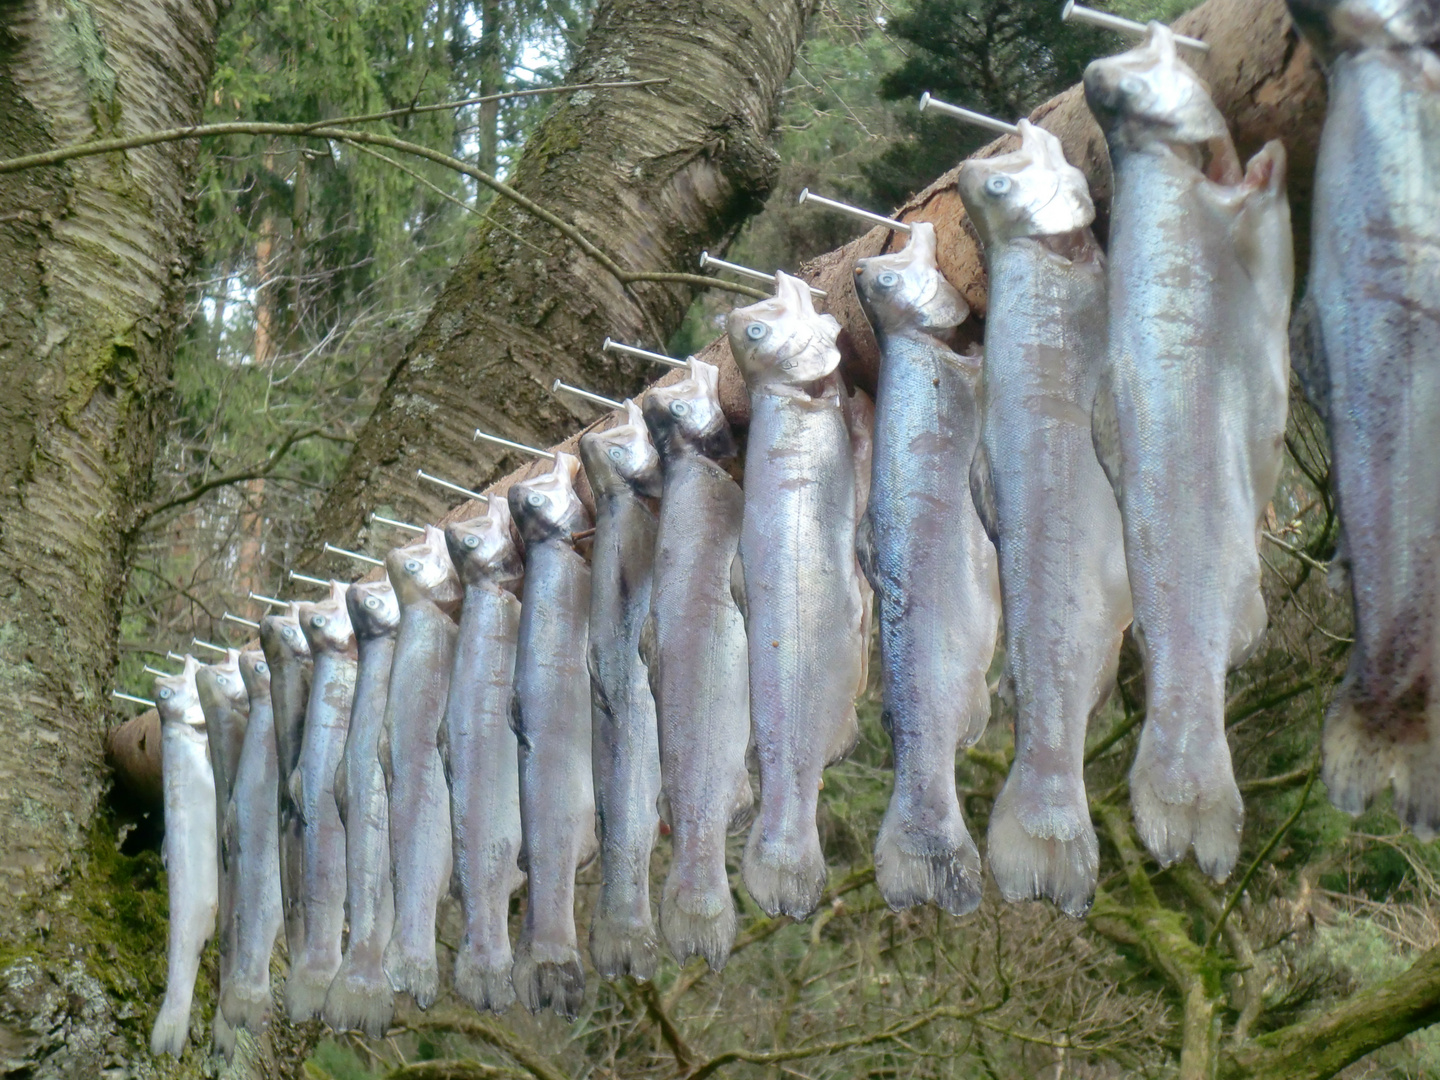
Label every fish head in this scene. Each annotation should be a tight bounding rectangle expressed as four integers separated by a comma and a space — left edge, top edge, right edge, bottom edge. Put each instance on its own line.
642, 357, 737, 462
385, 524, 464, 611
154, 655, 203, 727
853, 222, 969, 335
580, 399, 663, 499
259, 605, 311, 667
345, 578, 401, 641
508, 450, 591, 546
1288, 0, 1440, 58
1084, 22, 1230, 148
197, 649, 247, 716
958, 122, 1096, 247
238, 649, 271, 701
296, 583, 356, 656
727, 271, 843, 390
445, 497, 525, 592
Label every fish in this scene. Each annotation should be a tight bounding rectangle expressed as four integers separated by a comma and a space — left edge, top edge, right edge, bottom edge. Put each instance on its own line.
442, 499, 526, 1011
259, 604, 312, 962
221, 650, 285, 1033
1286, 0, 1440, 834
381, 525, 462, 1009
640, 358, 753, 969
729, 271, 866, 918
286, 581, 357, 1019
149, 656, 218, 1058
958, 122, 1132, 916
324, 577, 400, 1035
195, 648, 248, 1059
851, 222, 997, 917
579, 400, 664, 981
509, 451, 597, 1018
1084, 23, 1292, 878
842, 385, 877, 707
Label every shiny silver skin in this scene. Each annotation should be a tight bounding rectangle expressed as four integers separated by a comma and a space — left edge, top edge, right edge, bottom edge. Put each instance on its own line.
1085, 24, 1292, 879
324, 577, 400, 1035
287, 581, 357, 1019
149, 656, 218, 1058
222, 651, 284, 1033
508, 451, 596, 1018
443, 499, 525, 1012
259, 603, 312, 961
959, 123, 1132, 917
380, 525, 461, 1009
729, 272, 866, 918
579, 399, 664, 981
641, 359, 752, 969
842, 386, 876, 709
1288, 0, 1440, 834
852, 222, 997, 918
196, 648, 247, 1060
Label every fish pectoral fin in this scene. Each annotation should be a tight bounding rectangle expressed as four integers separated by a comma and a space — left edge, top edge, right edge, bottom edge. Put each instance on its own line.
968, 443, 999, 546
1090, 372, 1123, 503
855, 511, 880, 589
508, 694, 531, 749
221, 799, 239, 868
638, 615, 661, 701
1288, 292, 1329, 421
287, 768, 306, 826
333, 759, 348, 821
438, 721, 452, 787
377, 724, 392, 778
729, 553, 748, 626
586, 645, 614, 721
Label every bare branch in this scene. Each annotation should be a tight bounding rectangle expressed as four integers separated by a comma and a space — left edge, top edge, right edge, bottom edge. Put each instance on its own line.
134, 426, 329, 523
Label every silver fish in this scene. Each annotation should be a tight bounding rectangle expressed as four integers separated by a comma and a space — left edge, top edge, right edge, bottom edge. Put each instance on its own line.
509, 451, 597, 1018
842, 385, 877, 710
222, 650, 284, 1033
729, 271, 866, 918
852, 222, 997, 917
580, 399, 664, 981
443, 499, 526, 1011
324, 577, 400, 1035
1085, 24, 1292, 878
959, 122, 1132, 916
1288, 0, 1440, 834
381, 525, 461, 1009
640, 359, 753, 969
259, 604, 312, 961
287, 581, 357, 1019
150, 656, 218, 1058
195, 648, 247, 1060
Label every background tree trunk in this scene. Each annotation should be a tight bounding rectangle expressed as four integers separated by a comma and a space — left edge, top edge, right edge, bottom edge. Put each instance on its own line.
308, 0, 817, 548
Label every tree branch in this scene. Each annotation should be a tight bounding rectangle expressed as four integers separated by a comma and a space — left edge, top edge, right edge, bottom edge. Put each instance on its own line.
134, 426, 327, 522
403, 1014, 567, 1080
385, 1061, 528, 1080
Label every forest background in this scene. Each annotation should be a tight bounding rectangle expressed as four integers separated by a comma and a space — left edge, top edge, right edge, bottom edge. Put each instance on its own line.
71, 0, 1439, 1077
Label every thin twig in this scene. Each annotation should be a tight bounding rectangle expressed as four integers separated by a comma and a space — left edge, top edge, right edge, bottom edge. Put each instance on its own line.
136, 426, 327, 522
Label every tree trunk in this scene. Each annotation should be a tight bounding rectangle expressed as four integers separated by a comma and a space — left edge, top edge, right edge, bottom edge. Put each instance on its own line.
309, 0, 816, 547
476, 0, 503, 179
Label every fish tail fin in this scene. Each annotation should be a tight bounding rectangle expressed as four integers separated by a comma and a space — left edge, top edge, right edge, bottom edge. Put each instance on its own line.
589, 909, 660, 982
726, 773, 756, 834
874, 793, 982, 917
1393, 724, 1440, 841
660, 861, 738, 972
212, 1009, 237, 1062
220, 974, 275, 1034
1130, 715, 1243, 881
742, 815, 827, 919
322, 951, 395, 1036
986, 770, 1098, 918
149, 995, 193, 1058
382, 937, 440, 1010
283, 963, 334, 1022
1322, 687, 1396, 816
511, 942, 586, 1020
453, 941, 517, 1013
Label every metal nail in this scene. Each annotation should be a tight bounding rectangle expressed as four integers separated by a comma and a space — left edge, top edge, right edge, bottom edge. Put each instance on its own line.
369, 512, 425, 534
917, 92, 1019, 135
601, 338, 688, 369
191, 638, 228, 656
416, 469, 488, 503
1061, 1, 1209, 52
113, 690, 157, 708
552, 379, 623, 410
223, 612, 261, 629
324, 543, 385, 567
796, 188, 911, 233
473, 429, 555, 460
699, 251, 827, 299
288, 571, 330, 587
249, 591, 288, 609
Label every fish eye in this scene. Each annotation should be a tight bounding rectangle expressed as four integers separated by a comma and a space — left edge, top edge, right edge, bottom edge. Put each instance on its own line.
608, 446, 624, 462
158, 687, 171, 700
745, 322, 766, 341
527, 492, 545, 507
405, 558, 422, 574
985, 174, 1012, 196
1120, 74, 1145, 96
311, 615, 326, 628
669, 399, 689, 417
255, 662, 268, 675
877, 270, 899, 288
463, 534, 480, 549
282, 626, 296, 639
364, 595, 380, 610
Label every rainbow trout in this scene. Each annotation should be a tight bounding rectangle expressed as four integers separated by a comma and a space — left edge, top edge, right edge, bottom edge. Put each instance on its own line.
1289, 0, 1440, 835
580, 400, 663, 981
509, 451, 596, 1018
222, 650, 284, 1032
196, 648, 247, 1059
443, 499, 526, 1011
959, 123, 1132, 916
150, 656, 218, 1058
729, 271, 865, 919
641, 360, 752, 969
852, 223, 996, 917
259, 603, 312, 960
287, 581, 357, 1019
1085, 24, 1292, 878
381, 525, 461, 1009
324, 577, 400, 1035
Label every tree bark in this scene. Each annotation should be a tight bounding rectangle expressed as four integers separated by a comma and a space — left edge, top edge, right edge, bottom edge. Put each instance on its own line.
308, 0, 817, 548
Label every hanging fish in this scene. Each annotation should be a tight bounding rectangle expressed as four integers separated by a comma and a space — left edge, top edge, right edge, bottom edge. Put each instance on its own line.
286, 582, 357, 1019
852, 222, 996, 917
1287, 0, 1440, 834
640, 359, 753, 969
959, 121, 1131, 916
443, 499, 526, 1012
149, 656, 218, 1059
195, 648, 248, 1060
1085, 24, 1292, 878
324, 578, 400, 1035
509, 451, 597, 1019
220, 650, 284, 1034
729, 271, 865, 919
381, 525, 461, 1009
842, 385, 877, 706
579, 400, 664, 981
259, 604, 312, 961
